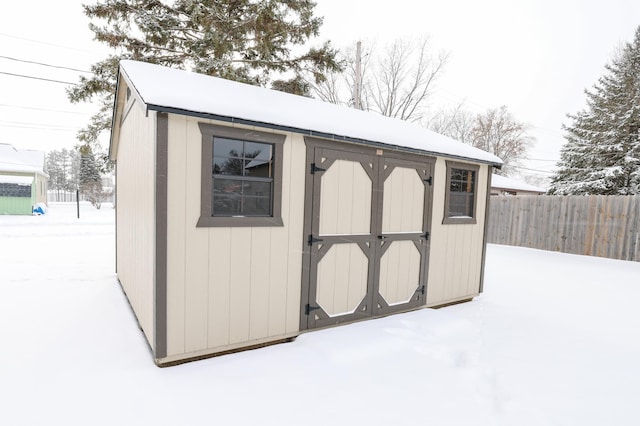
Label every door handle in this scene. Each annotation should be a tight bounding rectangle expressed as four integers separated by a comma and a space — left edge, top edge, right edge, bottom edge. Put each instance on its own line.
378, 235, 388, 240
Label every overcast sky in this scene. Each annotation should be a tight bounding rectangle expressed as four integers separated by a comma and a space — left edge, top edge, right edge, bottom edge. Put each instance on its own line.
1, 1, 639, 180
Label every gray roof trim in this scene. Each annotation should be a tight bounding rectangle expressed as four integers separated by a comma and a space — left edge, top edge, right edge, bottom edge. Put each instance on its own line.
145, 103, 502, 167
109, 65, 151, 159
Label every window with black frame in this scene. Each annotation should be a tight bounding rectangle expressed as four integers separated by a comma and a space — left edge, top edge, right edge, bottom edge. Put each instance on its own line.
444, 162, 479, 224
212, 137, 274, 217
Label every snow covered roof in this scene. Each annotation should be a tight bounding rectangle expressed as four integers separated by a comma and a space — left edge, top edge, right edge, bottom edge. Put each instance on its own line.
0, 175, 33, 185
491, 174, 546, 193
0, 144, 46, 175
116, 60, 503, 166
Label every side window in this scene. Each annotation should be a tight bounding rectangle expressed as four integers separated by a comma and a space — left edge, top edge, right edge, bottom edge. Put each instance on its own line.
212, 138, 273, 216
443, 161, 479, 224
197, 123, 285, 227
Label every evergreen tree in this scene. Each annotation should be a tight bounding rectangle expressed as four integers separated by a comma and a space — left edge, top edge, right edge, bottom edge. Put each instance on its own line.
79, 148, 107, 209
549, 27, 640, 195
46, 148, 81, 191
68, 0, 340, 157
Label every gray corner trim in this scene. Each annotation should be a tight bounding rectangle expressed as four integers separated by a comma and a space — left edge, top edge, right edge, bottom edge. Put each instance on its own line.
479, 168, 494, 294
196, 122, 286, 228
146, 104, 502, 167
154, 112, 169, 359
442, 161, 481, 225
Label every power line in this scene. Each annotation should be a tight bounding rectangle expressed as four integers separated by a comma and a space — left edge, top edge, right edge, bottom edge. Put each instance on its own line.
0, 71, 78, 85
0, 103, 90, 116
510, 165, 556, 175
0, 119, 79, 129
0, 124, 78, 132
0, 32, 101, 56
0, 55, 91, 74
523, 157, 558, 162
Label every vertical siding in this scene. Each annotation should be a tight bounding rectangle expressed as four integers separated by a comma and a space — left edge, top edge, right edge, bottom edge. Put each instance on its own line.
487, 195, 640, 262
0, 196, 32, 215
165, 116, 305, 359
379, 240, 421, 305
316, 243, 369, 316
115, 102, 156, 348
382, 167, 425, 233
35, 174, 47, 205
426, 159, 488, 307
319, 160, 372, 236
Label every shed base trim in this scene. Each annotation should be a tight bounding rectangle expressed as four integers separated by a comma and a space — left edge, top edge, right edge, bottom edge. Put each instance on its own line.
155, 332, 300, 367
426, 294, 477, 309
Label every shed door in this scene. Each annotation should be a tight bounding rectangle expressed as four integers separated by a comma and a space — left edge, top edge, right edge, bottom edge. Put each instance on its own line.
302, 144, 433, 330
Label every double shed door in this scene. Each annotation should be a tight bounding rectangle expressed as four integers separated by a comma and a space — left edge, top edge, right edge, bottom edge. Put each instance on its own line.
301, 140, 435, 330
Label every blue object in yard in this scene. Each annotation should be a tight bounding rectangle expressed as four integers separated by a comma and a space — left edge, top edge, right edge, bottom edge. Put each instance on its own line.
32, 205, 45, 215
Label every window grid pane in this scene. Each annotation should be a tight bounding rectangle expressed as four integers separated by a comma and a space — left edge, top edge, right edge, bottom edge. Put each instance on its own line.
448, 168, 476, 218
211, 137, 274, 217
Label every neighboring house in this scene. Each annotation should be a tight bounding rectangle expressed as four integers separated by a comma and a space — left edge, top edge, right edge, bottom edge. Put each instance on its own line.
490, 174, 546, 196
110, 60, 503, 366
0, 144, 48, 215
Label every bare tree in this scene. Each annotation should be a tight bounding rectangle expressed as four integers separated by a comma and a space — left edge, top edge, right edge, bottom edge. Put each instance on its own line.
313, 35, 448, 122
428, 105, 534, 175
368, 36, 448, 122
427, 102, 475, 144
471, 106, 534, 176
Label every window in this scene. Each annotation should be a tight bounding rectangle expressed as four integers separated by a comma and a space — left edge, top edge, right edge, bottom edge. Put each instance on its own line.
197, 123, 285, 227
0, 182, 31, 198
443, 161, 479, 224
213, 138, 273, 216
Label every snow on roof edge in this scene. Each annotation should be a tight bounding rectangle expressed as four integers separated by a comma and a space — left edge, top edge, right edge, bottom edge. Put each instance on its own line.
118, 60, 503, 166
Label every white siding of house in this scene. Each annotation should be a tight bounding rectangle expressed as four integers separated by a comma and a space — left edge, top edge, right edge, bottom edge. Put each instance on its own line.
164, 116, 305, 361
115, 101, 156, 348
426, 159, 489, 307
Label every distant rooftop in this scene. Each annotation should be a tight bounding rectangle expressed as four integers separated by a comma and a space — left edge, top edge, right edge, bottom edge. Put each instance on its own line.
492, 174, 546, 193
0, 143, 46, 175
117, 60, 503, 166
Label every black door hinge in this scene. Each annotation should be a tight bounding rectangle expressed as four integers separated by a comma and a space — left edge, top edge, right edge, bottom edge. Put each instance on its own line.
305, 304, 321, 315
308, 234, 324, 245
421, 232, 430, 241
424, 176, 433, 185
417, 286, 425, 295
311, 163, 327, 174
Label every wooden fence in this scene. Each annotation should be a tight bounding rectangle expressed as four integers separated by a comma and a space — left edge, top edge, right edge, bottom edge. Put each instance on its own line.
487, 195, 640, 262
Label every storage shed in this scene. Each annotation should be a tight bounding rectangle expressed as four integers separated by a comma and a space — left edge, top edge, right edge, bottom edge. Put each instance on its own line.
0, 144, 48, 215
110, 60, 503, 366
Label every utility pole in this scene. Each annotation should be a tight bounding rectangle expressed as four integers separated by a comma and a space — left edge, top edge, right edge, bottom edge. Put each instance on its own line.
354, 40, 362, 110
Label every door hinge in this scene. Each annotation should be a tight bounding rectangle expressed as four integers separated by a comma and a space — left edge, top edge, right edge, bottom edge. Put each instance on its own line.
311, 163, 327, 174
305, 304, 321, 315
421, 232, 430, 241
417, 286, 425, 295
424, 176, 433, 185
308, 234, 324, 245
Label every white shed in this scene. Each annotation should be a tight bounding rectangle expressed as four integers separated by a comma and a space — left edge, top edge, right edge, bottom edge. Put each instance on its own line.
110, 60, 503, 366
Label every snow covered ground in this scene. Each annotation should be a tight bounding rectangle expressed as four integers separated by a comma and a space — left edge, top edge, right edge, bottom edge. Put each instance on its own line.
1, 203, 639, 426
